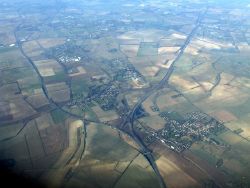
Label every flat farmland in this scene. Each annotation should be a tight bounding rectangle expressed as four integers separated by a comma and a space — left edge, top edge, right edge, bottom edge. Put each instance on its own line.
46, 82, 71, 103
0, 47, 28, 70
156, 156, 200, 188
63, 123, 161, 188
37, 38, 65, 49
0, 66, 38, 85
150, 141, 213, 188
138, 115, 165, 131
92, 105, 119, 122
22, 40, 44, 57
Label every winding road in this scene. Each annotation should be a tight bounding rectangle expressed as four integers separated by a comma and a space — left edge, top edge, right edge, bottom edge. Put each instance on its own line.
121, 10, 207, 188
13, 7, 207, 188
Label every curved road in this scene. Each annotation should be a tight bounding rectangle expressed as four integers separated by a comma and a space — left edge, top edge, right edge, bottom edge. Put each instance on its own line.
122, 10, 207, 188
14, 8, 206, 188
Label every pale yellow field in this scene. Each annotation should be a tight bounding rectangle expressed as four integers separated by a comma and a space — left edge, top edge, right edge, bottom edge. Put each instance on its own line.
141, 66, 160, 77
39, 67, 55, 77
185, 46, 199, 55
158, 46, 180, 55
34, 59, 63, 76
170, 33, 187, 40
117, 29, 168, 43
170, 75, 200, 92
69, 66, 87, 77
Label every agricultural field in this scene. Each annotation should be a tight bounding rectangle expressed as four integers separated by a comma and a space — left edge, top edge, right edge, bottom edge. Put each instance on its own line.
1, 0, 250, 188
63, 123, 161, 188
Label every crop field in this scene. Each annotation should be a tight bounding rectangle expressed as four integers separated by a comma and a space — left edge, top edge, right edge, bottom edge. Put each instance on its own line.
22, 40, 44, 57
0, 48, 28, 69
46, 82, 71, 103
137, 42, 158, 56
92, 105, 119, 122
62, 123, 160, 188
1, 0, 250, 187
151, 141, 211, 188
156, 156, 200, 188
139, 115, 165, 130
37, 38, 65, 49
188, 130, 250, 186
120, 44, 139, 57
225, 115, 250, 140
215, 53, 250, 79
0, 66, 38, 84
0, 114, 68, 176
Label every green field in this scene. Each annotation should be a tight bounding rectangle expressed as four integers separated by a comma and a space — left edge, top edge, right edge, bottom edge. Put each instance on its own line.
137, 42, 158, 56
50, 109, 69, 124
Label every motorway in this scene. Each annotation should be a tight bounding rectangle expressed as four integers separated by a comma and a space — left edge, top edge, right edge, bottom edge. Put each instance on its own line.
121, 10, 206, 188
13, 9, 206, 188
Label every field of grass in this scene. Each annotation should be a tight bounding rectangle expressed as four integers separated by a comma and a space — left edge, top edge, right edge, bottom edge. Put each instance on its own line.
62, 123, 160, 188
225, 114, 250, 140
0, 48, 27, 66
137, 42, 158, 56
115, 165, 160, 188
92, 105, 119, 122
0, 122, 23, 140
139, 115, 165, 130
189, 130, 250, 186
71, 77, 90, 97
44, 71, 67, 83
68, 106, 84, 117
84, 106, 99, 122
86, 124, 137, 161
160, 97, 198, 116
50, 109, 69, 124
190, 142, 220, 166
1, 67, 37, 84
20, 83, 42, 95
156, 155, 200, 188
215, 53, 250, 78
